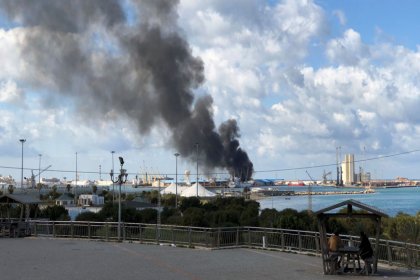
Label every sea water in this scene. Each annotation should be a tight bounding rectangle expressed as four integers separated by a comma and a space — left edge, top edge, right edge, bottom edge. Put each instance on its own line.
258, 186, 420, 216
67, 185, 419, 220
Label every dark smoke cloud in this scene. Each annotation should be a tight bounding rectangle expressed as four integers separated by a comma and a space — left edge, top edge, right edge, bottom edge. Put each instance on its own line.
0, 0, 254, 180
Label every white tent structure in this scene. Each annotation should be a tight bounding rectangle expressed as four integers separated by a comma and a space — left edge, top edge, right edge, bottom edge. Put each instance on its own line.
181, 183, 216, 197
160, 182, 188, 195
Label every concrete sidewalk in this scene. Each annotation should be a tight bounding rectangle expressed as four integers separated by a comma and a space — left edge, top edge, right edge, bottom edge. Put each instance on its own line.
0, 238, 418, 280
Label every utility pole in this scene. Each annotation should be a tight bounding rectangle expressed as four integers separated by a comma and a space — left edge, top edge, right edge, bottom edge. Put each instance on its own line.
38, 154, 42, 186
305, 170, 314, 213
111, 151, 115, 204
336, 146, 342, 186
174, 152, 180, 208
195, 143, 199, 197
19, 139, 26, 188
75, 152, 78, 205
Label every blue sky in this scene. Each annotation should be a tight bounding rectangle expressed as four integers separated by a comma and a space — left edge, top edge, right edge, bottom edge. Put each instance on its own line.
319, 0, 420, 48
1, 0, 420, 184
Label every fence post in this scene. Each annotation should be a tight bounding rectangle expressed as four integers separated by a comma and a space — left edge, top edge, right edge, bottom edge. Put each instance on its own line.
52, 221, 56, 238
188, 227, 192, 248
281, 230, 285, 249
386, 240, 392, 265
298, 232, 302, 252
105, 223, 109, 241
156, 224, 159, 244
406, 244, 412, 269
315, 232, 320, 254
172, 226, 175, 245
139, 224, 142, 243
88, 222, 91, 239
248, 227, 251, 246
217, 228, 221, 248
236, 228, 239, 247
123, 223, 126, 241
71, 222, 74, 238
205, 229, 210, 248
33, 222, 37, 237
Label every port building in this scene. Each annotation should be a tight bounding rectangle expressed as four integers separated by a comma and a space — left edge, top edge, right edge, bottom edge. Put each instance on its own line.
341, 154, 355, 185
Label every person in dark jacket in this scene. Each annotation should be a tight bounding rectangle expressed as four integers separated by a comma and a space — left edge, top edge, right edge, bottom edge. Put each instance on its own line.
359, 231, 373, 260
359, 231, 374, 274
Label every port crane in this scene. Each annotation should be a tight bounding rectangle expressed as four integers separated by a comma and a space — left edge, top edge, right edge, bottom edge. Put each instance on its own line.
322, 170, 332, 184
25, 165, 52, 189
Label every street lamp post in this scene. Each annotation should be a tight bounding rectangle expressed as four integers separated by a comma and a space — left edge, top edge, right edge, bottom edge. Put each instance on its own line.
195, 143, 199, 197
157, 179, 161, 240
110, 156, 128, 242
19, 139, 26, 188
174, 153, 180, 208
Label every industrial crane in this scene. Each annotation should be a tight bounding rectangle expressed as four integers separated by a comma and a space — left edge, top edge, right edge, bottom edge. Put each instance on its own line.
25, 165, 52, 189
322, 170, 332, 184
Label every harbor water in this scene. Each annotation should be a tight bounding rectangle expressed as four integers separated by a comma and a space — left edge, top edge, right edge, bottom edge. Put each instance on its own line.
67, 185, 419, 219
258, 185, 420, 216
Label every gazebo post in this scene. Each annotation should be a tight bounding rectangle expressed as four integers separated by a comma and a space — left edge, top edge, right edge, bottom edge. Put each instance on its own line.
374, 217, 381, 273
317, 214, 329, 274
19, 204, 24, 221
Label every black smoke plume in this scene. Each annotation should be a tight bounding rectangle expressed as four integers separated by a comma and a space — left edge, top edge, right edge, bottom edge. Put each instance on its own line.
0, 0, 254, 181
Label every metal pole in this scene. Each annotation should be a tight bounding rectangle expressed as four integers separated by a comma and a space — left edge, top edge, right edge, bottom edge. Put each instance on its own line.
174, 153, 180, 207
195, 143, 199, 197
38, 154, 42, 185
111, 151, 115, 204
118, 174, 121, 241
19, 139, 26, 188
110, 157, 127, 242
75, 152, 78, 205
157, 179, 161, 239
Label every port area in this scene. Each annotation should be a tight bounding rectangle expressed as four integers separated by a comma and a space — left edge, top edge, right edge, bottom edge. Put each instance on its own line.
0, 238, 418, 280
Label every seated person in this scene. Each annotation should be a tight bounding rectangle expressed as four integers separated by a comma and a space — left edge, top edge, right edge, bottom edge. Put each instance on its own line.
328, 231, 342, 253
359, 231, 374, 273
328, 232, 343, 267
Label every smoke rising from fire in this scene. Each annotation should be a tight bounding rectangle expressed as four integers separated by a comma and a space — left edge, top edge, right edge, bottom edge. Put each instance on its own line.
0, 0, 253, 181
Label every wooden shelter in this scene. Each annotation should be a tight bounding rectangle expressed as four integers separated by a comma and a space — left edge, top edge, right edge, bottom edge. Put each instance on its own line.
0, 193, 42, 237
315, 199, 388, 274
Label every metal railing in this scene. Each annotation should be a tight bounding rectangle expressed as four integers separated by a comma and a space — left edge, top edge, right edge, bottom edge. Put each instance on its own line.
27, 220, 420, 269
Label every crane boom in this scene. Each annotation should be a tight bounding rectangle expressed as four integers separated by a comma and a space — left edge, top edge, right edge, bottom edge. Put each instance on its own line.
305, 170, 316, 184
35, 165, 52, 178
28, 165, 52, 189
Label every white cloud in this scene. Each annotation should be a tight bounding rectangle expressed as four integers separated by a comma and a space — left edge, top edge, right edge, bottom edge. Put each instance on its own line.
326, 29, 370, 65
0, 28, 26, 80
0, 80, 24, 104
2, 0, 420, 180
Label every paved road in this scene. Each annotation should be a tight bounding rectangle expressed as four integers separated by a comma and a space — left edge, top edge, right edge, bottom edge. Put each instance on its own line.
0, 238, 419, 280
